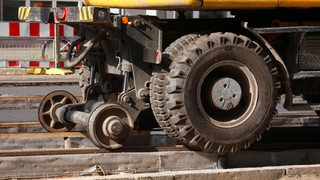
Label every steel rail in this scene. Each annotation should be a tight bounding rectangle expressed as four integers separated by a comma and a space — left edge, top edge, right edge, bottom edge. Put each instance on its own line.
0, 81, 79, 87
0, 131, 87, 139
0, 94, 83, 109
0, 145, 188, 157
0, 113, 318, 127
1, 113, 320, 156
0, 121, 40, 128
0, 130, 155, 138
0, 94, 82, 100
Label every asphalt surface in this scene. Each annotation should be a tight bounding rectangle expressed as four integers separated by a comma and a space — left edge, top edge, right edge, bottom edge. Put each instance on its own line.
0, 68, 81, 122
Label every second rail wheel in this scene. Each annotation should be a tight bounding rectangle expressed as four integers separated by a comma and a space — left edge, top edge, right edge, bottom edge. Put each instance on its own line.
38, 90, 78, 132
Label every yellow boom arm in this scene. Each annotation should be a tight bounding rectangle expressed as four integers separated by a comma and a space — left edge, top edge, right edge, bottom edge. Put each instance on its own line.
82, 0, 202, 9
82, 0, 320, 9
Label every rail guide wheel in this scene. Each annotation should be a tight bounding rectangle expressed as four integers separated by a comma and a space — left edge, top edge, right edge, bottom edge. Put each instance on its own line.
38, 90, 78, 132
87, 103, 134, 149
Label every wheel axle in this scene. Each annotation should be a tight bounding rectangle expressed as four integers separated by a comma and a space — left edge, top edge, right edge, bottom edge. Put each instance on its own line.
39, 90, 133, 150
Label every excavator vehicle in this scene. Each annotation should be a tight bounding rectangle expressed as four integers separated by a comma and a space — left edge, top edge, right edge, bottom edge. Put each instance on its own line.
18, 0, 320, 153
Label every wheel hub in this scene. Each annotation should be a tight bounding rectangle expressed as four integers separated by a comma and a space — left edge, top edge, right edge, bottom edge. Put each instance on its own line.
197, 61, 258, 128
50, 103, 64, 122
211, 77, 242, 110
102, 116, 124, 137
87, 103, 134, 149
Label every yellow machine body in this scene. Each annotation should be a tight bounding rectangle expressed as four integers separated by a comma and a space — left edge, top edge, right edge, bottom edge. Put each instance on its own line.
82, 0, 320, 9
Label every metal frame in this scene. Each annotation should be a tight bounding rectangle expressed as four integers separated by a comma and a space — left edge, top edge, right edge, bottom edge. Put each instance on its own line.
24, 0, 82, 68
25, 0, 83, 7
254, 26, 320, 34
0, 0, 3, 21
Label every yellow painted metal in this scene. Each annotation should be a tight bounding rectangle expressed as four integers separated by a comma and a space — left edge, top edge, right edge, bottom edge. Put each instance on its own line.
203, 0, 320, 9
82, 0, 202, 9
45, 68, 74, 75
18, 7, 31, 21
82, 0, 320, 9
79, 6, 94, 21
26, 68, 73, 75
202, 0, 278, 9
26, 68, 46, 75
279, 0, 320, 8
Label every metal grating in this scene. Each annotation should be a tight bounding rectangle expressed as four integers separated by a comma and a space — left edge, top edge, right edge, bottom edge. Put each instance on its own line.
299, 33, 320, 70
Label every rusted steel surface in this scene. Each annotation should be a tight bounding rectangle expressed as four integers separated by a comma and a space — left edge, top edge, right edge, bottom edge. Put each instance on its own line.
0, 146, 188, 157
0, 94, 82, 109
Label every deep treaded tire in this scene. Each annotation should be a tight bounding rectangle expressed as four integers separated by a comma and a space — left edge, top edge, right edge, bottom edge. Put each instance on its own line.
151, 32, 279, 154
150, 34, 200, 144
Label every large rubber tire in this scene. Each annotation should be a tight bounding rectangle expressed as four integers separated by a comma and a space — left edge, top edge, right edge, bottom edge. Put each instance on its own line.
151, 32, 279, 154
150, 34, 200, 143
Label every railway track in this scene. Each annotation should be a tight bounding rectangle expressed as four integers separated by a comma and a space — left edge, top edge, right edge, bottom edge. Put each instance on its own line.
0, 121, 179, 153
1, 93, 320, 178
1, 117, 320, 152
1, 115, 320, 178
0, 80, 79, 87
0, 121, 190, 178
0, 94, 82, 109
0, 145, 188, 157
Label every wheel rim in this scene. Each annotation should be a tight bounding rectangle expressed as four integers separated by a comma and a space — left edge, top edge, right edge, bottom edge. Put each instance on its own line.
38, 90, 78, 132
197, 60, 258, 128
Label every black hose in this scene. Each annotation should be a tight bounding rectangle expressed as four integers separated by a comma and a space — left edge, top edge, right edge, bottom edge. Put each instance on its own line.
65, 30, 106, 68
66, 36, 85, 60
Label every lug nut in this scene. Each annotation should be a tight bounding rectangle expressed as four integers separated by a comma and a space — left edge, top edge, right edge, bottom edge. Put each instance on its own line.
107, 119, 123, 136
227, 103, 233, 110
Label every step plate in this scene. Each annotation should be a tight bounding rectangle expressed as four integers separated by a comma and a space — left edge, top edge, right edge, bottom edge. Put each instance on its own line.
299, 33, 320, 70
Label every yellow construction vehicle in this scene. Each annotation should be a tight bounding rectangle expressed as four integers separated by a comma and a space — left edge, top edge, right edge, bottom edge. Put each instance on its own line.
18, 0, 320, 153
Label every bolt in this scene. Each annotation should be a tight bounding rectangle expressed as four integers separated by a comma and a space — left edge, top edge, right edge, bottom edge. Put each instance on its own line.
140, 89, 149, 98
123, 96, 130, 103
98, 10, 106, 19
227, 103, 233, 110
138, 88, 149, 100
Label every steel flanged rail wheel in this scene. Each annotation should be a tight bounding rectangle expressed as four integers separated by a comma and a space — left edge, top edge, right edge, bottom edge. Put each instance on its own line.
87, 103, 134, 149
38, 90, 78, 132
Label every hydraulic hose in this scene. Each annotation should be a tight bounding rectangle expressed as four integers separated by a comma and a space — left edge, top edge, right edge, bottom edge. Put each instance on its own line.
66, 36, 85, 60
65, 30, 106, 68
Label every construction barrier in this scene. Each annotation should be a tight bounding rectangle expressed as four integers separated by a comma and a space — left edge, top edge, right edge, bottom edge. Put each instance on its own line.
0, 22, 75, 38
0, 60, 82, 68
0, 21, 77, 74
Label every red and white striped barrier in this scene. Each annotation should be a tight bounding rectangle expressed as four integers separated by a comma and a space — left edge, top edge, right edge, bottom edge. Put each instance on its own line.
0, 22, 75, 37
0, 60, 81, 68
